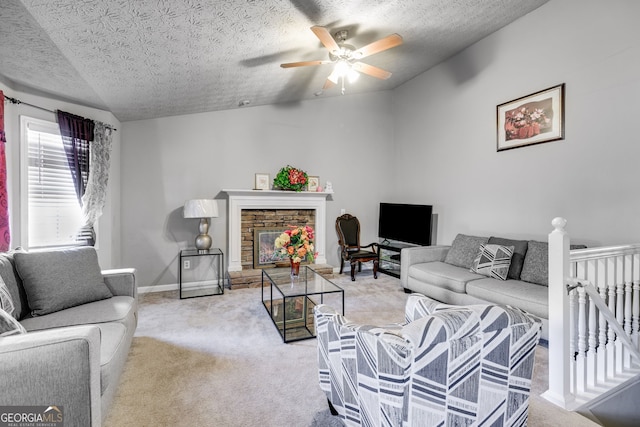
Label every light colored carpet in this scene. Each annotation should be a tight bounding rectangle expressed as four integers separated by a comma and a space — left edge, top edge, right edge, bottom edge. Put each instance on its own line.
104, 273, 598, 426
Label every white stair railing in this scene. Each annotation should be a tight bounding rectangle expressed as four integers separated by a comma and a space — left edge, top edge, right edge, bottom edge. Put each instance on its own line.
543, 217, 640, 410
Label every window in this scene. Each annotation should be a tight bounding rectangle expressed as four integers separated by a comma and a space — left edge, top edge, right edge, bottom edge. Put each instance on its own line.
20, 116, 83, 249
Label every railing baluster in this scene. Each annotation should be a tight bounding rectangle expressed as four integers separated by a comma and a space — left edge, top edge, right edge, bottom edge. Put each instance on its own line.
634, 253, 640, 351
569, 288, 577, 394
608, 263, 618, 379
634, 284, 640, 352
623, 254, 633, 369
577, 287, 588, 393
587, 259, 598, 387
596, 259, 608, 385
616, 269, 625, 375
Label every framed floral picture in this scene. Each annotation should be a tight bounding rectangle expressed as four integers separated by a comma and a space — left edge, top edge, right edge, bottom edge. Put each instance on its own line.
254, 173, 270, 190
497, 84, 565, 151
307, 176, 319, 192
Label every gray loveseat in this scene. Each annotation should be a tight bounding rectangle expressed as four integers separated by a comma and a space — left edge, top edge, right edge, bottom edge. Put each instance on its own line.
400, 234, 563, 340
0, 247, 137, 426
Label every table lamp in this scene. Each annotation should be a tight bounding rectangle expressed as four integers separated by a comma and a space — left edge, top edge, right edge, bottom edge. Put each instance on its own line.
183, 199, 219, 252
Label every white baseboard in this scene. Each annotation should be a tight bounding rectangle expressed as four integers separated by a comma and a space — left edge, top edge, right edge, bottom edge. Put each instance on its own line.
138, 280, 227, 294
138, 283, 178, 294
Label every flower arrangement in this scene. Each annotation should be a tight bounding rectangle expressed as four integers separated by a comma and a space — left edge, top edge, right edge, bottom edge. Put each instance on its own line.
274, 225, 317, 264
504, 105, 551, 141
273, 165, 308, 192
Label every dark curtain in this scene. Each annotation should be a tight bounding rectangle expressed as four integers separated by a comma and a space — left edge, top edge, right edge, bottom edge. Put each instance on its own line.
57, 110, 94, 206
0, 91, 10, 251
57, 110, 94, 245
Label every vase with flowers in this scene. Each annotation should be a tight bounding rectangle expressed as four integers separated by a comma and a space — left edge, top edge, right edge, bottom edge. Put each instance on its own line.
273, 165, 308, 192
274, 225, 317, 278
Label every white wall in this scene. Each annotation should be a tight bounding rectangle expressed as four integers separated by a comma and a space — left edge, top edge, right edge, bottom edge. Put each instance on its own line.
0, 80, 122, 267
121, 91, 394, 287
392, 0, 640, 246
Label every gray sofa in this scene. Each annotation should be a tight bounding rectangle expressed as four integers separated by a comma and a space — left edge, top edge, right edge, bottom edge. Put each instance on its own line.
401, 234, 556, 340
0, 247, 137, 426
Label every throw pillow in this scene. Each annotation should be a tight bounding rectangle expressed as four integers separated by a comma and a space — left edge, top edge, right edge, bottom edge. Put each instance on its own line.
0, 307, 26, 336
14, 247, 113, 317
0, 248, 29, 320
444, 234, 489, 269
488, 237, 529, 280
0, 275, 15, 317
470, 244, 514, 281
520, 241, 548, 286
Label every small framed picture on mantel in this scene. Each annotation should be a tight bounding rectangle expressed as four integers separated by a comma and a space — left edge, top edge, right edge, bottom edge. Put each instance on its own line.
497, 83, 565, 152
254, 173, 270, 190
307, 176, 319, 192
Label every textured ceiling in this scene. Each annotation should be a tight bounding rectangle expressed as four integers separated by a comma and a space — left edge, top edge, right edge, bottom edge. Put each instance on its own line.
0, 0, 548, 122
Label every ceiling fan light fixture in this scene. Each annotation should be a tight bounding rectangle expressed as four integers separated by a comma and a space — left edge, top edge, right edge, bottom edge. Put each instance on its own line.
334, 61, 350, 78
348, 69, 360, 83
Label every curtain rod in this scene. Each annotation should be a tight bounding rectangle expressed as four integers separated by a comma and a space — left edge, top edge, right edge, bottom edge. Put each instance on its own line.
4, 95, 117, 131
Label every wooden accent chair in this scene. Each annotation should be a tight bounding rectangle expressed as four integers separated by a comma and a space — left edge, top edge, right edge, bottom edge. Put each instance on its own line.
335, 214, 378, 281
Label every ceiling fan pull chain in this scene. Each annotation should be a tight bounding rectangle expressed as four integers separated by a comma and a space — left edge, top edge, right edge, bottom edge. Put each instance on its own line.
341, 76, 346, 95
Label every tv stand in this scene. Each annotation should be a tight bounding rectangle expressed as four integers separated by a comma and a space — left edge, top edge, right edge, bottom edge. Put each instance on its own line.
377, 241, 417, 278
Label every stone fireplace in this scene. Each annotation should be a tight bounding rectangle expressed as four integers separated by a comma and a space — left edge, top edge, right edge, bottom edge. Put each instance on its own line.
223, 190, 330, 273
241, 209, 315, 269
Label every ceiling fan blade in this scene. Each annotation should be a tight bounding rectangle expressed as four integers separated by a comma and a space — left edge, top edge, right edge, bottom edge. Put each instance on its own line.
353, 34, 403, 59
311, 26, 340, 54
326, 67, 341, 85
280, 60, 331, 68
323, 79, 336, 90
352, 62, 392, 80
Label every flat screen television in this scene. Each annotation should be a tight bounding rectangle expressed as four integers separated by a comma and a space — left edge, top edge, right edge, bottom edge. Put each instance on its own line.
378, 203, 432, 246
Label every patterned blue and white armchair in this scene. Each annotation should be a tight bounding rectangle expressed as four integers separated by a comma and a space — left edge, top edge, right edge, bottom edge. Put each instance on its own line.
314, 293, 542, 426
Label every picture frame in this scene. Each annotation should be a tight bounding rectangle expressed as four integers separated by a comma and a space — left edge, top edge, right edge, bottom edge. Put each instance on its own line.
307, 176, 319, 192
497, 84, 565, 152
254, 173, 270, 190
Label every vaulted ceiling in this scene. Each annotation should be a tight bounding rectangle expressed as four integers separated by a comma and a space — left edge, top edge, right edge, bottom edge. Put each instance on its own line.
0, 0, 547, 122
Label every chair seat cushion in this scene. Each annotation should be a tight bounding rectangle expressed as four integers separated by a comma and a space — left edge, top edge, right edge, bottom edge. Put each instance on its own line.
348, 250, 377, 260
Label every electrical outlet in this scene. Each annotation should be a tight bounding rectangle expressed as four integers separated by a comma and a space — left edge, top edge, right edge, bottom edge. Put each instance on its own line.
183, 260, 191, 269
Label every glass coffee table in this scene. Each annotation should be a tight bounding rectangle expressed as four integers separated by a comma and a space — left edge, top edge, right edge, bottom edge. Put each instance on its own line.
262, 266, 344, 343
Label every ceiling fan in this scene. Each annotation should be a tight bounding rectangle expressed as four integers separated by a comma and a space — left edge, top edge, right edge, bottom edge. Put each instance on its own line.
280, 26, 403, 95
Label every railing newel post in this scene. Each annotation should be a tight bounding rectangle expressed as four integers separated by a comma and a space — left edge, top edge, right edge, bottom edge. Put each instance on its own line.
542, 217, 575, 408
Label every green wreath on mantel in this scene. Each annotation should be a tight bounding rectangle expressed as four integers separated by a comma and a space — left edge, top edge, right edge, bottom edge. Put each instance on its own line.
273, 165, 308, 192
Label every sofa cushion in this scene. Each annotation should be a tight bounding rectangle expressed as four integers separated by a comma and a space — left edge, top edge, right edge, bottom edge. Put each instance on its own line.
470, 244, 514, 281
0, 275, 15, 317
408, 261, 485, 294
0, 307, 26, 336
19, 296, 135, 332
444, 234, 489, 269
488, 237, 528, 280
96, 322, 127, 394
0, 250, 29, 320
520, 241, 548, 286
14, 247, 113, 316
466, 278, 548, 319
520, 241, 587, 286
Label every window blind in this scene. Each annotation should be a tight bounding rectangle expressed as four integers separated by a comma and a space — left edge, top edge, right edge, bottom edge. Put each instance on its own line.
26, 119, 83, 248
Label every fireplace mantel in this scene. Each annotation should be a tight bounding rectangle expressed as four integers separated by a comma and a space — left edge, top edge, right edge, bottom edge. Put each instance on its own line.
222, 189, 332, 271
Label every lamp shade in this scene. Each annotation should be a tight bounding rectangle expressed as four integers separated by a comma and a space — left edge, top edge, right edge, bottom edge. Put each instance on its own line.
183, 199, 219, 218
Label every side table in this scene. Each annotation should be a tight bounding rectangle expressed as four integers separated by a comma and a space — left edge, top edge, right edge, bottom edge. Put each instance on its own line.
179, 248, 224, 299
